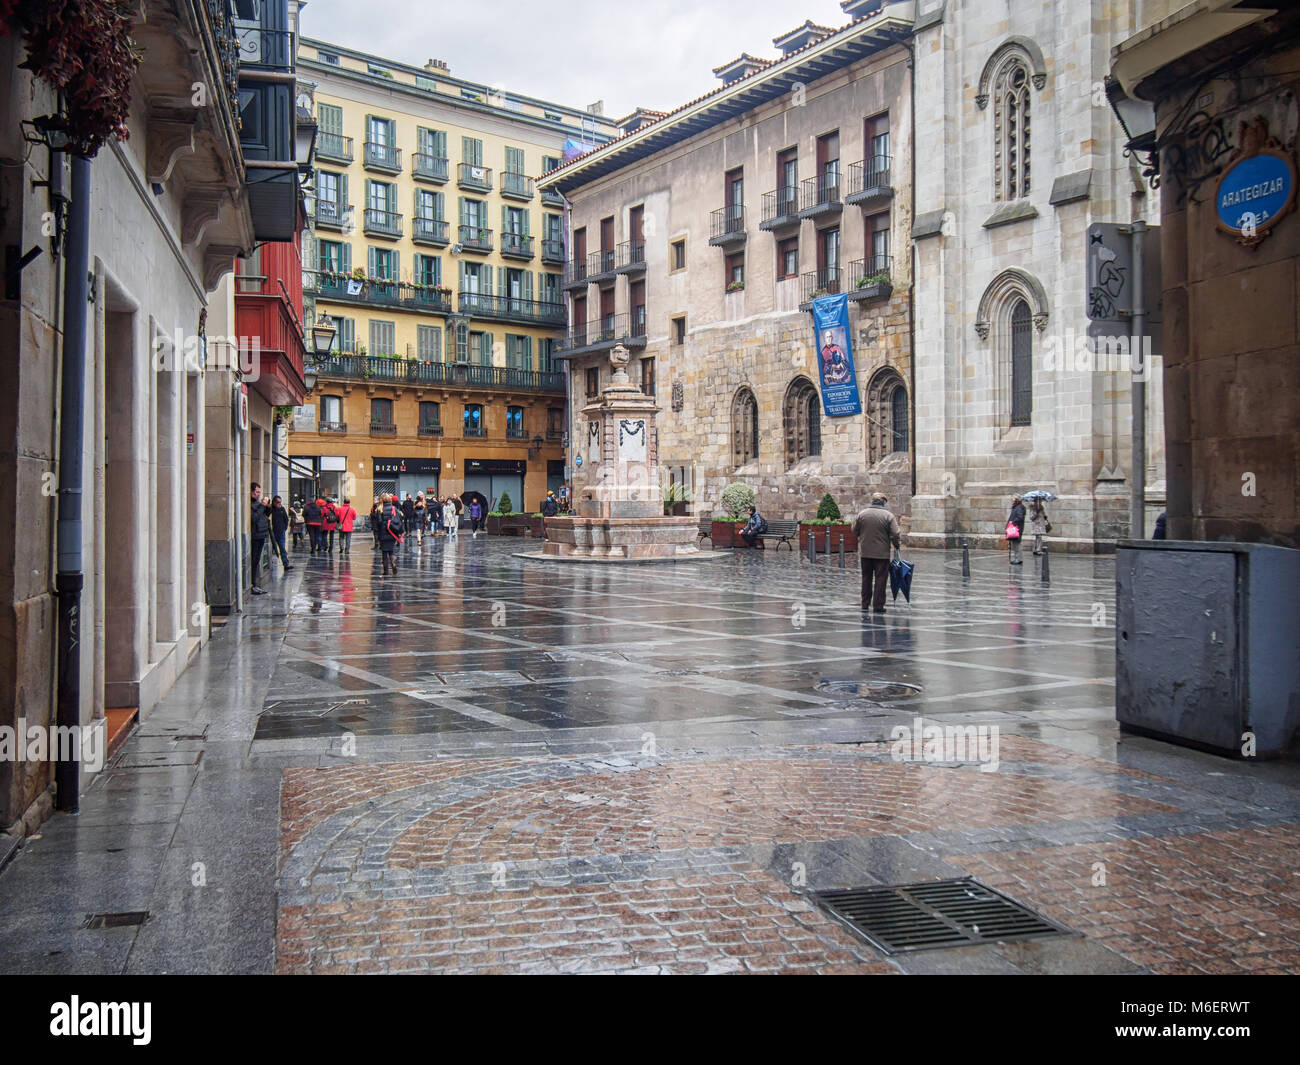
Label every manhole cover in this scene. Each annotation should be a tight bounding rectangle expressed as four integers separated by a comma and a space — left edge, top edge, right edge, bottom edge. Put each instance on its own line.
816, 679, 922, 700
812, 877, 1071, 955
83, 911, 150, 930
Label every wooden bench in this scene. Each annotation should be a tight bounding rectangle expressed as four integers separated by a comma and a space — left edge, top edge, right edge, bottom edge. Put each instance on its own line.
755, 519, 799, 550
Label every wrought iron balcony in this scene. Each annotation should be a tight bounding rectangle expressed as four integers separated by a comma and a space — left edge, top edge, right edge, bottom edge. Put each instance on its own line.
846, 156, 893, 207
557, 313, 647, 356
541, 238, 565, 264
311, 354, 565, 393
412, 216, 450, 246
457, 163, 493, 191
562, 259, 589, 290
463, 424, 489, 438
798, 266, 843, 309
418, 422, 444, 437
314, 199, 351, 230
363, 141, 402, 173
314, 275, 451, 315
759, 187, 800, 230
412, 153, 449, 183
615, 241, 646, 273
235, 26, 294, 71
540, 186, 564, 207
586, 248, 617, 282
847, 256, 894, 301
501, 172, 535, 200
798, 172, 842, 219
316, 132, 353, 164
319, 421, 347, 434
546, 427, 564, 442
458, 224, 493, 252
459, 292, 565, 327
709, 204, 746, 246
370, 420, 398, 436
505, 425, 528, 440
500, 232, 535, 260
363, 208, 403, 238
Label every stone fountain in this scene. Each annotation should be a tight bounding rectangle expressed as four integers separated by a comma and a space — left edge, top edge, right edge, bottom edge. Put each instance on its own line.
522, 345, 717, 563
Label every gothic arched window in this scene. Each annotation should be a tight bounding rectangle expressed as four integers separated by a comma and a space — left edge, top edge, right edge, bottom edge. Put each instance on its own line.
993, 57, 1032, 201
1010, 299, 1033, 426
784, 377, 821, 467
865, 368, 908, 464
732, 387, 758, 467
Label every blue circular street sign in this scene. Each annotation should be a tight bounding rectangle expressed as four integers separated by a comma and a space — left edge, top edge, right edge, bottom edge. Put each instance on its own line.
575, 455, 582, 466
1216, 151, 1295, 239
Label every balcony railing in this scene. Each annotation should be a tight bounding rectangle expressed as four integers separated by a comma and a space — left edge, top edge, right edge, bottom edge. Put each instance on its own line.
799, 266, 843, 307
418, 423, 444, 437
315, 199, 351, 230
505, 425, 528, 440
540, 186, 564, 207
798, 172, 842, 217
562, 259, 589, 289
370, 420, 398, 436
615, 241, 646, 273
459, 292, 565, 326
412, 217, 450, 245
847, 255, 894, 300
846, 156, 893, 205
546, 427, 564, 442
316, 132, 353, 163
500, 231, 535, 259
457, 163, 493, 191
315, 275, 452, 314
311, 354, 565, 393
363, 141, 402, 173
458, 224, 493, 252
586, 248, 617, 280
541, 238, 565, 264
236, 26, 294, 71
501, 172, 534, 200
319, 421, 348, 434
760, 187, 800, 230
463, 424, 488, 438
558, 313, 647, 354
412, 153, 449, 183
709, 204, 746, 245
364, 208, 403, 238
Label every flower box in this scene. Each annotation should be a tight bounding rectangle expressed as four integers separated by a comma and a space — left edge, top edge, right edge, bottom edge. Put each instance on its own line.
710, 519, 745, 548
799, 522, 856, 553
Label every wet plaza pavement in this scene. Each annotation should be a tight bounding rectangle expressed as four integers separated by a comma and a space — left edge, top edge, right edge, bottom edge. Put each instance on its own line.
1, 536, 1298, 974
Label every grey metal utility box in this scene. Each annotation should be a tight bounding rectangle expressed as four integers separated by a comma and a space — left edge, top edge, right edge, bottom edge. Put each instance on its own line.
1115, 540, 1300, 757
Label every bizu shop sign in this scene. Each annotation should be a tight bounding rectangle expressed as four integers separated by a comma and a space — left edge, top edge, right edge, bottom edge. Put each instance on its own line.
1216, 148, 1295, 245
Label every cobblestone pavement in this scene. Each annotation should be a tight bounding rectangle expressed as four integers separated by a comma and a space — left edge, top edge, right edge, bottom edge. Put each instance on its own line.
1, 537, 1297, 975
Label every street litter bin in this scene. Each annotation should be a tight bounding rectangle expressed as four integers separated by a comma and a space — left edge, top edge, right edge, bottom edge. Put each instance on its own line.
1115, 540, 1300, 757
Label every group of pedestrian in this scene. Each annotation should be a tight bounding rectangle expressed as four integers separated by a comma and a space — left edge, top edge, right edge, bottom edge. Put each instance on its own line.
249, 482, 294, 596
296, 495, 357, 556
1004, 494, 1051, 565
370, 493, 465, 549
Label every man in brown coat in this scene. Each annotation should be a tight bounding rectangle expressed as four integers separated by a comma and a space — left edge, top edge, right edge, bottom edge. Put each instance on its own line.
853, 492, 902, 613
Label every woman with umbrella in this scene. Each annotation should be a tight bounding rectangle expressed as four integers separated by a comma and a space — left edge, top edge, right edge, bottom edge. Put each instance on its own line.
1024, 490, 1055, 555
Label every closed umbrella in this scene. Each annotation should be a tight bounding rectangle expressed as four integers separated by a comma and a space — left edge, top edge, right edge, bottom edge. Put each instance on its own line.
889, 552, 915, 602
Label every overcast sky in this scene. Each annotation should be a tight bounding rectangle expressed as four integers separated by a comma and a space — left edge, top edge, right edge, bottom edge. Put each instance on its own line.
299, 0, 856, 119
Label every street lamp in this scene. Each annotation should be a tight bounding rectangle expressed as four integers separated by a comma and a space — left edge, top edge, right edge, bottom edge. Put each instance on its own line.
311, 313, 337, 358
1104, 76, 1158, 184
529, 433, 544, 457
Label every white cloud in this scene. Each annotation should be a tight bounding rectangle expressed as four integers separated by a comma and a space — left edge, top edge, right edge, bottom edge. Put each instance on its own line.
300, 0, 854, 118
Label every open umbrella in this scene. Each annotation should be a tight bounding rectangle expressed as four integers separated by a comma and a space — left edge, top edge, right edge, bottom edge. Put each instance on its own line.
889, 552, 914, 602
1022, 490, 1057, 502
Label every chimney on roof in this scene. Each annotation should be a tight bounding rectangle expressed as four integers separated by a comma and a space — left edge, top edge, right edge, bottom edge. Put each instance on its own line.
772, 20, 836, 56
840, 0, 885, 20
424, 58, 449, 73
712, 53, 767, 85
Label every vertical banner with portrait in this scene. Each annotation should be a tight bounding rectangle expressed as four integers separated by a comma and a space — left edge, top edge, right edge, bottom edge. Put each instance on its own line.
810, 293, 862, 417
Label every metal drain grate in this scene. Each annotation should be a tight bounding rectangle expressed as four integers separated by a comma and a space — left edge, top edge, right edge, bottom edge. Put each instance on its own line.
83, 911, 150, 930
816, 679, 922, 700
813, 878, 1071, 954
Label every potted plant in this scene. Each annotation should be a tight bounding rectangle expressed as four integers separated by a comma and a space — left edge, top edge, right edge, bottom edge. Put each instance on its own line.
726, 280, 745, 293
854, 271, 893, 300
799, 492, 857, 552
485, 492, 514, 534
663, 481, 688, 517
530, 512, 546, 537
711, 482, 754, 548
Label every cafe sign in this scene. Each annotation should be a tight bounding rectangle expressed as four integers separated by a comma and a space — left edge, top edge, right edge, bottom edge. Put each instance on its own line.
1214, 119, 1295, 247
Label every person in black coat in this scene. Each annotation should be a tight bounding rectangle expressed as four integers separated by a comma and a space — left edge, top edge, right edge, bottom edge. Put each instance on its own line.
1007, 495, 1026, 565
1153, 511, 1167, 540
302, 497, 323, 553
250, 483, 272, 593
376, 493, 405, 576
400, 494, 417, 548
269, 495, 293, 570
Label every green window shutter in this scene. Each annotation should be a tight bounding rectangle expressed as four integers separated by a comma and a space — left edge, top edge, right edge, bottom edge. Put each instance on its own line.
505, 146, 524, 173
393, 250, 400, 282
318, 103, 342, 135
339, 172, 348, 207
524, 271, 534, 302
433, 191, 444, 220
459, 260, 467, 291
501, 203, 509, 234
458, 196, 469, 227
340, 242, 351, 273
521, 209, 531, 236
367, 246, 376, 277
486, 331, 495, 365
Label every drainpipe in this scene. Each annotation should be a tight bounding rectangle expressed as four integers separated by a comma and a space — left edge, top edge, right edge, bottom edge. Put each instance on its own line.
55, 153, 91, 813
907, 41, 918, 504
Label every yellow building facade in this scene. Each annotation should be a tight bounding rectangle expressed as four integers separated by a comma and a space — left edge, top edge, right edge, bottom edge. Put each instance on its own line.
288, 38, 617, 511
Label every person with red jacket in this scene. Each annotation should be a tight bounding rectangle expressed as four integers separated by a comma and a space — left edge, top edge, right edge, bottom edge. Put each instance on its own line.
335, 497, 358, 556
303, 496, 324, 554
321, 497, 339, 553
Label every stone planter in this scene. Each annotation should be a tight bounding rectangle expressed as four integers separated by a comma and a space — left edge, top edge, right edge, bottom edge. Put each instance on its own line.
799, 523, 857, 552
665, 501, 688, 517
711, 520, 744, 548
530, 516, 545, 537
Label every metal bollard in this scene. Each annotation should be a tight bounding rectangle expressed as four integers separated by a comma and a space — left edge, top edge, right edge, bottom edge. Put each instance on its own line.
961, 538, 971, 579
1041, 544, 1050, 583
809, 529, 817, 564
838, 531, 845, 568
